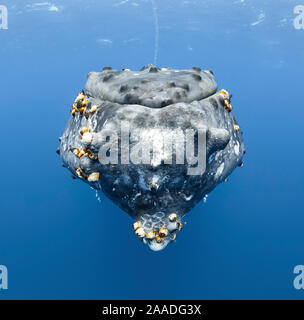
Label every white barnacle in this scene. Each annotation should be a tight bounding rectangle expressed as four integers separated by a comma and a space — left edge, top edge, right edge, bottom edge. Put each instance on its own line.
71, 148, 80, 156
75, 167, 84, 178
167, 221, 178, 232
169, 213, 177, 222
177, 221, 183, 231
81, 99, 88, 107
154, 235, 163, 243
146, 231, 156, 239
88, 172, 100, 182
159, 228, 169, 238
75, 93, 85, 103
81, 132, 94, 145
80, 126, 89, 135
133, 221, 141, 231
135, 227, 145, 238
233, 124, 240, 132
90, 105, 98, 113
78, 150, 86, 158
218, 89, 229, 95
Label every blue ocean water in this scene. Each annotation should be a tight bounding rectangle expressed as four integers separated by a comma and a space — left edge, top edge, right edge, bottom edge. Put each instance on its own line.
0, 0, 304, 299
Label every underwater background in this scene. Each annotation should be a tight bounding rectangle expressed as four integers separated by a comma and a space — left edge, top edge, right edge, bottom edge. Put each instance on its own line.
0, 0, 304, 299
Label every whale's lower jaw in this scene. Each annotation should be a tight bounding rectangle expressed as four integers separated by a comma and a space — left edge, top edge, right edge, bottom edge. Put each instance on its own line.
132, 212, 184, 251
58, 66, 245, 251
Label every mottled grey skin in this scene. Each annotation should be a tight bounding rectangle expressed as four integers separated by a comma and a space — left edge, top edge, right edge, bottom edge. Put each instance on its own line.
86, 65, 217, 108
58, 65, 245, 251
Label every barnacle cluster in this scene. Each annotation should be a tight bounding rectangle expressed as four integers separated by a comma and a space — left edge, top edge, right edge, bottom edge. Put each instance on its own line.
132, 212, 187, 250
